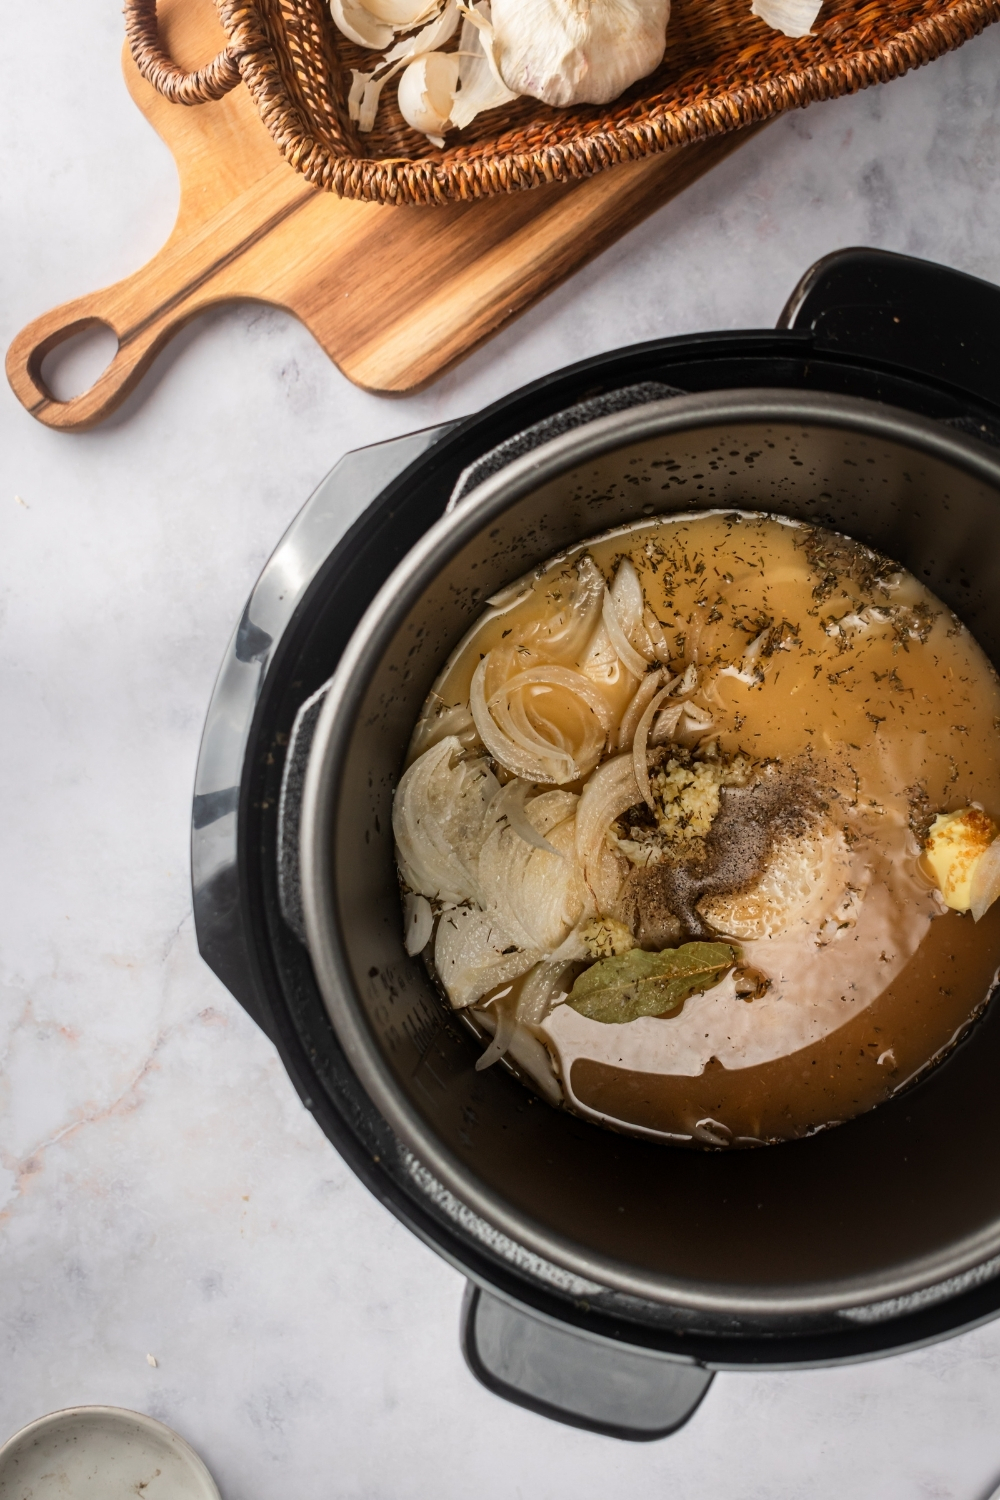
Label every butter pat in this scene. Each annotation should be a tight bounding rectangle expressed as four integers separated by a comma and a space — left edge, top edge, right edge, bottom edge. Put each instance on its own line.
924, 808, 998, 910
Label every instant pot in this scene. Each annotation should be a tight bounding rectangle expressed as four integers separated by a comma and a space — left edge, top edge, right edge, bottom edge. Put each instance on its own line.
193, 248, 1000, 1440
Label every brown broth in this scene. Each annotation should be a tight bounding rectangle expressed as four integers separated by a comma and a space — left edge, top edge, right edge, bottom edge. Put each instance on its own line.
410, 511, 1000, 1145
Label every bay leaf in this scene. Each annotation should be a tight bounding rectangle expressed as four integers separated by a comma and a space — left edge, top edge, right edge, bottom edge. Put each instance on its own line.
567, 942, 737, 1025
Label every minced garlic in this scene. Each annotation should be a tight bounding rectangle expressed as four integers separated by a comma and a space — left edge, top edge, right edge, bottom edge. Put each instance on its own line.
582, 916, 634, 958
611, 752, 753, 866
923, 808, 998, 911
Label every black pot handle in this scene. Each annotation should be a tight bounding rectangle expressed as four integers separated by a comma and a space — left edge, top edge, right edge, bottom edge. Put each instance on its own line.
779, 247, 1000, 413
460, 1284, 713, 1441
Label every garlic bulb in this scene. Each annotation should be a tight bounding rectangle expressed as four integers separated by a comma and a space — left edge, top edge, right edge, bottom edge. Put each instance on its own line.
398, 52, 460, 139
751, 0, 823, 35
489, 0, 670, 107
451, 3, 519, 129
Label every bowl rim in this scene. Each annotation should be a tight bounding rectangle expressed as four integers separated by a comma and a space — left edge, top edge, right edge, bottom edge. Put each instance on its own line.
0, 1405, 221, 1498
301, 386, 1000, 1318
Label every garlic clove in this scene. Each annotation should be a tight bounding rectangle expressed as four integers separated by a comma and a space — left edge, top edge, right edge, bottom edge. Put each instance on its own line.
398, 51, 461, 135
490, 0, 670, 108
451, 2, 520, 128
353, 1, 460, 132
332, 0, 396, 48
366, 0, 445, 25
751, 0, 822, 36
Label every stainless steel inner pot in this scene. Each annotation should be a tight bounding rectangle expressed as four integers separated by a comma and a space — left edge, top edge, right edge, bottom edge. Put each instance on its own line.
299, 388, 1000, 1343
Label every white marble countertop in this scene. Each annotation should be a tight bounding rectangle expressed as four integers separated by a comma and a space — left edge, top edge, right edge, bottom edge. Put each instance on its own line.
5, 6, 1000, 1497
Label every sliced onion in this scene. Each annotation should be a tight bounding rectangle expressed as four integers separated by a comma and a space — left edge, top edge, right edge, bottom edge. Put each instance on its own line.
392, 735, 496, 902
672, 662, 698, 696
475, 995, 518, 1069
673, 702, 715, 749
479, 809, 585, 953
471, 657, 575, 782
473, 653, 615, 783
471, 1006, 563, 1104
494, 665, 613, 731
408, 694, 476, 761
516, 959, 575, 1025
632, 685, 678, 809
532, 554, 606, 663
602, 589, 649, 679
643, 608, 672, 662
971, 837, 1000, 921
648, 700, 684, 747
434, 904, 539, 1008
579, 620, 627, 687
488, 780, 574, 856
609, 559, 656, 660
575, 753, 640, 911
615, 667, 666, 752
403, 892, 434, 954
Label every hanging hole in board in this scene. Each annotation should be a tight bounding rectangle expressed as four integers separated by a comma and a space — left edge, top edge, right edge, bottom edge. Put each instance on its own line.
39, 321, 119, 403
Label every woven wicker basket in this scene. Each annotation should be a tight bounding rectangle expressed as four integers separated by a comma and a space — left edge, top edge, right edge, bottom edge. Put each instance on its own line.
125, 0, 999, 205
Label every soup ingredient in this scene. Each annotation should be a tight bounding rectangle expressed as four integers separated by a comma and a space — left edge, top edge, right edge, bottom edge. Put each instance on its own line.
924, 807, 1000, 913
567, 942, 737, 1023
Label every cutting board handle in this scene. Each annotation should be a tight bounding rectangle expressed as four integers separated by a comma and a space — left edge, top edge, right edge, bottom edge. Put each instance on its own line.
5, 286, 185, 432
124, 0, 241, 104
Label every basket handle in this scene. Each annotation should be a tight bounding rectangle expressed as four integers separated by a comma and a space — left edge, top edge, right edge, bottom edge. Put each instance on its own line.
123, 0, 241, 104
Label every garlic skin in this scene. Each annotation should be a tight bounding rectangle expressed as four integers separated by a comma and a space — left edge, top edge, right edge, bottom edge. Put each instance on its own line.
490, 0, 669, 108
751, 0, 822, 37
331, 0, 445, 47
398, 52, 461, 137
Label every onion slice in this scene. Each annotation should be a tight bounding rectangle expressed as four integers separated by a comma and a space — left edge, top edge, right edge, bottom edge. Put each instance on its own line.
602, 589, 649, 679
493, 665, 613, 731
475, 994, 517, 1069
610, 560, 656, 658
471, 657, 576, 782
471, 1006, 563, 1104
575, 753, 640, 910
516, 959, 575, 1024
403, 892, 434, 954
632, 685, 679, 809
648, 700, 684, 747
615, 668, 666, 751
971, 837, 1000, 922
392, 735, 496, 902
492, 779, 560, 855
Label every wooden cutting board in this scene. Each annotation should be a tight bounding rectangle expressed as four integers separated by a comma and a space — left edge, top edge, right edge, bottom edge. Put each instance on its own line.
6, 0, 755, 432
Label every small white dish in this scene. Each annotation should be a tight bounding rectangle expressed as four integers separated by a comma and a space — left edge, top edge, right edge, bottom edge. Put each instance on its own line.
0, 1405, 221, 1500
